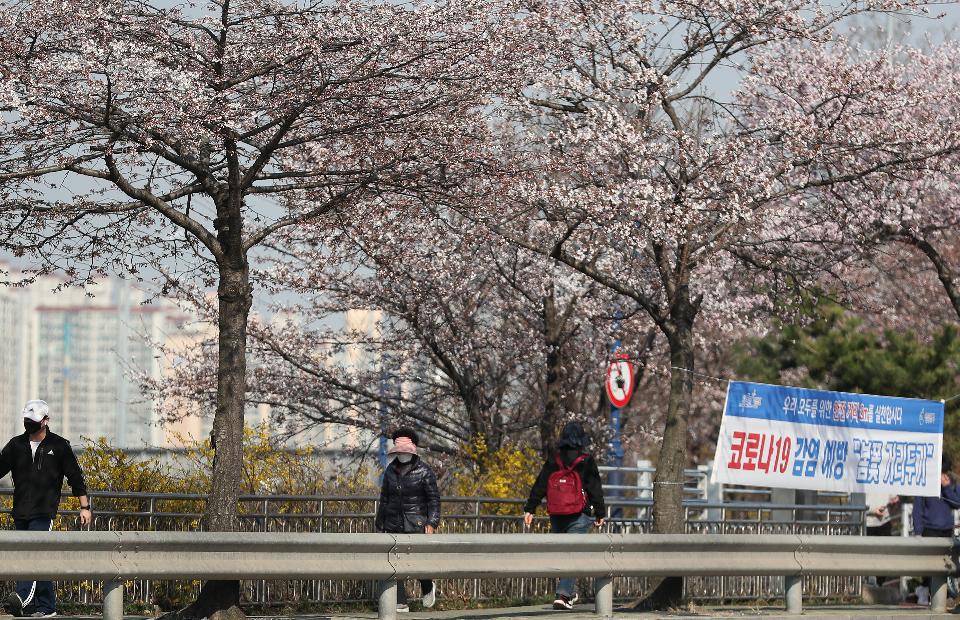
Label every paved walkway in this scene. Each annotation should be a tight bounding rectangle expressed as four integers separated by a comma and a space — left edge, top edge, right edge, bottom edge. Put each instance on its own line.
2, 604, 954, 620
313, 603, 956, 619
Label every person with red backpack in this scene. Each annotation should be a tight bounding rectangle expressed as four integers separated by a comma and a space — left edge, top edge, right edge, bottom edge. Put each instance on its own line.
522, 421, 605, 610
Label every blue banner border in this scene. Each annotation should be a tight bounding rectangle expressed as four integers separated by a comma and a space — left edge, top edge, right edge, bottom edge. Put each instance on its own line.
724, 380, 944, 434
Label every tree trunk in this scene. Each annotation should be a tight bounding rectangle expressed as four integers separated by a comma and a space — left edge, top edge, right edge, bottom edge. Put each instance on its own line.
652, 327, 694, 535
179, 171, 252, 619
540, 285, 563, 458
206, 265, 252, 531
178, 265, 251, 618
636, 292, 697, 610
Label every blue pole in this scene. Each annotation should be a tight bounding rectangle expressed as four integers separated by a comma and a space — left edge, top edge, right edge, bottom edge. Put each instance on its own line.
378, 417, 388, 469
608, 313, 624, 521
378, 355, 389, 476
609, 357, 624, 469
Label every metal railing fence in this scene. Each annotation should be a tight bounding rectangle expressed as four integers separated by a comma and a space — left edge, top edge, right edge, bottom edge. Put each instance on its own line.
0, 531, 952, 620
0, 488, 867, 608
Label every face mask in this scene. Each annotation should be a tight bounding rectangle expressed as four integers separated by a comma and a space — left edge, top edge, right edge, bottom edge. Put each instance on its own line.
396, 454, 413, 463
23, 419, 42, 435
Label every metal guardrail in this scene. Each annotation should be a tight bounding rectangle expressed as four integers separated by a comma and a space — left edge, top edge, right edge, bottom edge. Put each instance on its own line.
0, 532, 953, 620
0, 490, 866, 537
597, 465, 707, 499
46, 489, 865, 521
0, 489, 869, 606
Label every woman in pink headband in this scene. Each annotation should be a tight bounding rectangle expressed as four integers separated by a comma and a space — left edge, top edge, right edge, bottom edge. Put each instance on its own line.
374, 427, 440, 613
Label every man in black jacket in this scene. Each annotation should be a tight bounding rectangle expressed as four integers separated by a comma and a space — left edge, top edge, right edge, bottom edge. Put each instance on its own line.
1, 400, 90, 618
523, 421, 605, 610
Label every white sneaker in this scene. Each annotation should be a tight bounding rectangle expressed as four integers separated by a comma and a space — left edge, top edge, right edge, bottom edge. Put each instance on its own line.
396, 603, 410, 613
422, 583, 436, 608
916, 585, 930, 606
552, 593, 578, 610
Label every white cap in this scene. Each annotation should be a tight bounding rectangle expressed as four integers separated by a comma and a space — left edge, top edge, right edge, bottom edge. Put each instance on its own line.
22, 400, 49, 422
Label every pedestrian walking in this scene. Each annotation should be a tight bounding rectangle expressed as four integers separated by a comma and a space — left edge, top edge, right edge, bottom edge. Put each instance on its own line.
1, 400, 90, 618
374, 427, 440, 613
864, 491, 899, 586
523, 421, 605, 611
911, 455, 960, 605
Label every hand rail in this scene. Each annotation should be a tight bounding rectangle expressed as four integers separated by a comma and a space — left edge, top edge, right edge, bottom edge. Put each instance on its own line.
0, 488, 866, 513
0, 532, 950, 619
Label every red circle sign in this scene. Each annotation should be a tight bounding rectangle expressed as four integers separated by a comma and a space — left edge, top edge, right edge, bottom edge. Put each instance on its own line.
606, 357, 635, 408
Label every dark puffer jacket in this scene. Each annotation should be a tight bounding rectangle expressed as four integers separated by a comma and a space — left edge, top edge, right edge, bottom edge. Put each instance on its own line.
375, 456, 441, 533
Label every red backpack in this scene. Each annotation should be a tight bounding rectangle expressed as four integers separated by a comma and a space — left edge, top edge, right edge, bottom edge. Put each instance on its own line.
546, 453, 588, 515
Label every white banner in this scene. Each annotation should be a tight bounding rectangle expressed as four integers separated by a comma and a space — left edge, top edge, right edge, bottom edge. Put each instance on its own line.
711, 381, 944, 497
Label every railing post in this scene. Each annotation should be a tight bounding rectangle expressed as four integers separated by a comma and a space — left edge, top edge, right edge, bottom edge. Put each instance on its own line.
930, 574, 948, 613
594, 576, 613, 617
103, 579, 123, 620
784, 575, 802, 614
378, 579, 397, 620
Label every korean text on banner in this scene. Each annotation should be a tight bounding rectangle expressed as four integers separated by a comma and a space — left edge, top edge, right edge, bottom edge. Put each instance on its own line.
710, 381, 944, 497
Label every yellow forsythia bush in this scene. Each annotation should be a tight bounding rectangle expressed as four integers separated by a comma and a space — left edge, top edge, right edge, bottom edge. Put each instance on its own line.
451, 435, 540, 515
66, 424, 378, 521
164, 424, 327, 497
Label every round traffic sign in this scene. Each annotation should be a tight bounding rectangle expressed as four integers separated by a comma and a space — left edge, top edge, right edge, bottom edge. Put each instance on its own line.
605, 357, 635, 408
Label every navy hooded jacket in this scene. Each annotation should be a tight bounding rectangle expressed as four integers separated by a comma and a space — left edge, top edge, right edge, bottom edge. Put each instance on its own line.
912, 482, 960, 534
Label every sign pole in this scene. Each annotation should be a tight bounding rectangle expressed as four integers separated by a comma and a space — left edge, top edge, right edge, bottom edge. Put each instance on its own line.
378, 354, 389, 479
608, 313, 625, 521
609, 343, 624, 470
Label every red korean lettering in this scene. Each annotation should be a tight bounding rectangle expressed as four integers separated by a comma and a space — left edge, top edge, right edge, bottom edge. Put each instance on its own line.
742, 432, 764, 471
758, 434, 775, 473
728, 431, 746, 469
778, 436, 792, 473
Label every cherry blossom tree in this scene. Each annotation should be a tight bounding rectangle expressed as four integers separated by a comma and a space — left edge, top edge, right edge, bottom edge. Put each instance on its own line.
478, 0, 960, 606
0, 0, 540, 615
793, 14, 960, 333
146, 201, 666, 468
849, 172, 960, 325
229, 208, 627, 461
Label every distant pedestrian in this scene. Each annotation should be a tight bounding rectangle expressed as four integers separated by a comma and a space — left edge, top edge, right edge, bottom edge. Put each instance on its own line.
864, 491, 899, 586
0, 400, 90, 618
523, 421, 605, 611
911, 455, 960, 605
375, 427, 440, 613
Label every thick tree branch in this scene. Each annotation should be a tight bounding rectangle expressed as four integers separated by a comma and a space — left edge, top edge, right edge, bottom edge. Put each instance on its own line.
103, 150, 224, 260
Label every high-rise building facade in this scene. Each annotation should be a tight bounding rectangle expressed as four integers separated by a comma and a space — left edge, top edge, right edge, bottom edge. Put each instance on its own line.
0, 284, 28, 437
324, 308, 381, 451
0, 269, 185, 447
0, 268, 381, 452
